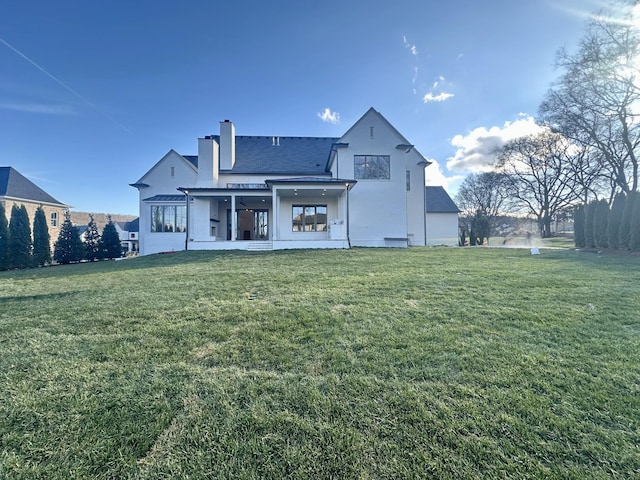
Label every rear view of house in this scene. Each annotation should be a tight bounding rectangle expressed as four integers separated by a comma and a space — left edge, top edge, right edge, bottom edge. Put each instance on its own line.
132, 108, 452, 255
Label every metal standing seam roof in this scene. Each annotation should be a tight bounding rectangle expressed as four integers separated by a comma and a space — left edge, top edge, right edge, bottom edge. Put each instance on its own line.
0, 166, 66, 206
142, 195, 186, 202
425, 186, 460, 213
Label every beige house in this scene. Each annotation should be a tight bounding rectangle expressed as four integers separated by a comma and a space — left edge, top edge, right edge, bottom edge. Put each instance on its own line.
0, 167, 69, 247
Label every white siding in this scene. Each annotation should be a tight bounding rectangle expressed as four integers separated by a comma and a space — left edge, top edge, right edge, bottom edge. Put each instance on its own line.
136, 151, 197, 255
426, 213, 459, 246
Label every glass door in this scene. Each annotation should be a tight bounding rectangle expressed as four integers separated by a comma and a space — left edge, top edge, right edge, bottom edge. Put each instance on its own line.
254, 210, 268, 239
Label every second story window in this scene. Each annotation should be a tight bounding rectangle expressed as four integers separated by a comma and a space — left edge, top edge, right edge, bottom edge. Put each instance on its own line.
50, 212, 58, 227
354, 155, 390, 180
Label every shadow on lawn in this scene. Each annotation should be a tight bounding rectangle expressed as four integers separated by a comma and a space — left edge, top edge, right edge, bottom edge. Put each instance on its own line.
0, 290, 91, 303
0, 250, 247, 280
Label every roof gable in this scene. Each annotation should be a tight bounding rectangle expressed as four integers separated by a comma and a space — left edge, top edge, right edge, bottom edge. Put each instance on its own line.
425, 186, 460, 213
0, 167, 66, 206
133, 149, 196, 185
337, 107, 429, 165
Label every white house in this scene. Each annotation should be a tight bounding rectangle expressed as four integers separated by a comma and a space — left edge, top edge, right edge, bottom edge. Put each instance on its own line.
115, 218, 139, 254
425, 186, 460, 246
131, 108, 450, 255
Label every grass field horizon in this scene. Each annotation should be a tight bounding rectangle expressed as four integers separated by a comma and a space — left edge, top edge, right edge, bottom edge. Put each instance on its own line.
1, 247, 638, 478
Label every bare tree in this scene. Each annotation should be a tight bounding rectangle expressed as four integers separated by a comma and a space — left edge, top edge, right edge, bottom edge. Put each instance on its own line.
455, 172, 511, 241
497, 132, 583, 238
539, 1, 640, 198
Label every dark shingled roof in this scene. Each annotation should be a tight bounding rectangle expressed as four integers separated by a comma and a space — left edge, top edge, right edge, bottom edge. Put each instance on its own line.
118, 217, 139, 232
194, 136, 339, 175
0, 167, 66, 205
425, 186, 460, 213
183, 155, 198, 168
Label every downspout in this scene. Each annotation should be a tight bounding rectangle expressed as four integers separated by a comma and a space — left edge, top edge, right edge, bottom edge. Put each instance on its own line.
184, 190, 190, 251
346, 182, 351, 248
417, 160, 429, 246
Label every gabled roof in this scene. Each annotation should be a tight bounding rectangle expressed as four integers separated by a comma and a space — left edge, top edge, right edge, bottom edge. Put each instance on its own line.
337, 107, 430, 167
131, 149, 197, 186
182, 155, 198, 168
117, 217, 139, 232
425, 186, 460, 213
0, 167, 67, 206
220, 136, 339, 175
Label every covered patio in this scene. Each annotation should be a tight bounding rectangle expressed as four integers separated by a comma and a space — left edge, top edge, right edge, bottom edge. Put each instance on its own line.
178, 178, 356, 251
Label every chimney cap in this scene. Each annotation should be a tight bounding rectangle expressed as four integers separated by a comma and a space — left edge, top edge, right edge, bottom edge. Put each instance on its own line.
223, 119, 230, 122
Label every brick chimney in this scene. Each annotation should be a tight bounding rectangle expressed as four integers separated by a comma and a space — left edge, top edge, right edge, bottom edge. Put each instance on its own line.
219, 120, 235, 170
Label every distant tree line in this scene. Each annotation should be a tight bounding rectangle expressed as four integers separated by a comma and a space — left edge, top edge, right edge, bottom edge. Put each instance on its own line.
0, 205, 122, 271
456, 1, 640, 246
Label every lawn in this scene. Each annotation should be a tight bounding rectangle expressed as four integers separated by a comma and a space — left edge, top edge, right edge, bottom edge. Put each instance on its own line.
0, 247, 638, 479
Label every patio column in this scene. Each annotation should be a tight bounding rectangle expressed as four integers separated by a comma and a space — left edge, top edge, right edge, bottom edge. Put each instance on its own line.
272, 187, 278, 241
231, 195, 237, 241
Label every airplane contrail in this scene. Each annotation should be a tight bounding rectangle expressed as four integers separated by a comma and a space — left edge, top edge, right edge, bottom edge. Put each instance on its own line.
0, 36, 131, 133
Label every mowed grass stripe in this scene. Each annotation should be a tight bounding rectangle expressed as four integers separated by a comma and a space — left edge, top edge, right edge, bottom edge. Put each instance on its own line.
0, 247, 638, 479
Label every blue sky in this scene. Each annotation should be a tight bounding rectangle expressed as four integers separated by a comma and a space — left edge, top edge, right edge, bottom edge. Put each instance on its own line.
0, 0, 602, 215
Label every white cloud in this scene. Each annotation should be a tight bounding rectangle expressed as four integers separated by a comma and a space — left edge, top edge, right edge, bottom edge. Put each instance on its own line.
317, 108, 340, 124
423, 92, 454, 103
446, 115, 546, 172
0, 102, 78, 115
425, 159, 465, 191
403, 35, 418, 56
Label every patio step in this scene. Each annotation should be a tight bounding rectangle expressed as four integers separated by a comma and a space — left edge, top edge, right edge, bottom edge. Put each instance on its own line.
247, 241, 273, 251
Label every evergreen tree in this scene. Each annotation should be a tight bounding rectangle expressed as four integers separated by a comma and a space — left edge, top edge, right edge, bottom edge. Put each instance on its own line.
607, 193, 625, 250
84, 214, 101, 261
573, 204, 585, 248
8, 204, 32, 269
470, 211, 490, 245
0, 203, 9, 270
630, 194, 640, 251
593, 198, 609, 248
54, 210, 84, 264
32, 206, 51, 266
619, 191, 636, 249
584, 200, 596, 248
99, 217, 122, 259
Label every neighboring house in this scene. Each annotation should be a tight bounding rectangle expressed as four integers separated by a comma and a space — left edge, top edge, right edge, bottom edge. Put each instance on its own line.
425, 186, 460, 246
76, 218, 139, 255
116, 218, 139, 253
131, 108, 437, 255
0, 166, 69, 248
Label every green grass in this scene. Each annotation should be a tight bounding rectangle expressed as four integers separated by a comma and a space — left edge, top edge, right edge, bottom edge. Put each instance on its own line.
1, 247, 639, 479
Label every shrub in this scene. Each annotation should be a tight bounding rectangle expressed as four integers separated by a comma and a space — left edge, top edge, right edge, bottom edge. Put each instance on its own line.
32, 206, 51, 266
593, 198, 609, 248
573, 204, 585, 248
607, 193, 625, 250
